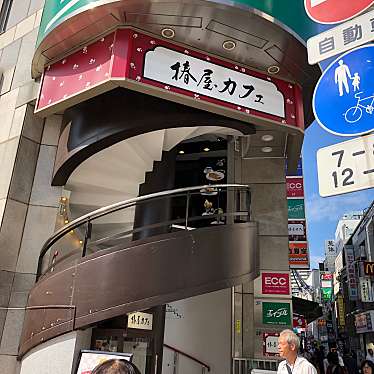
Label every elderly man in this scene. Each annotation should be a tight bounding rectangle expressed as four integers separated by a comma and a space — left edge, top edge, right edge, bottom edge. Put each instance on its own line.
277, 329, 317, 374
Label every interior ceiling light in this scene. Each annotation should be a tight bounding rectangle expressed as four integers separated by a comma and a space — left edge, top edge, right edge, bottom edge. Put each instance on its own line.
261, 134, 274, 142
222, 40, 236, 51
267, 65, 280, 74
203, 147, 210, 152
161, 28, 175, 39
261, 146, 273, 153
178, 150, 185, 154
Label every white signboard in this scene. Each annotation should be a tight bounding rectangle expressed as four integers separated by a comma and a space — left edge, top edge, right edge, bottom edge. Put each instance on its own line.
127, 312, 153, 330
143, 46, 285, 117
288, 223, 305, 236
325, 240, 336, 256
360, 277, 374, 302
317, 133, 374, 197
264, 335, 279, 354
307, 9, 374, 64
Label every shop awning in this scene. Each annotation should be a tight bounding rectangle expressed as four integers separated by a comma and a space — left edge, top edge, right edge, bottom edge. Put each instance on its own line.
292, 296, 323, 323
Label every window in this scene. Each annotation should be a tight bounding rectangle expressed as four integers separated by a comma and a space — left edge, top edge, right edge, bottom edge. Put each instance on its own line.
0, 0, 13, 33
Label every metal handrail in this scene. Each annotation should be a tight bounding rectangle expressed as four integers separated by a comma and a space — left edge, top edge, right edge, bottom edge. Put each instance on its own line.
38, 184, 250, 277
164, 343, 210, 372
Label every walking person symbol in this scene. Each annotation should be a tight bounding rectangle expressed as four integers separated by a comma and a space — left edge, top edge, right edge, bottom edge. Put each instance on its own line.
335, 59, 352, 96
352, 72, 360, 91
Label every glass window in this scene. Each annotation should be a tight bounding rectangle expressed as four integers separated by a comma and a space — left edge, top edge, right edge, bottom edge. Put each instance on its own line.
0, 0, 13, 33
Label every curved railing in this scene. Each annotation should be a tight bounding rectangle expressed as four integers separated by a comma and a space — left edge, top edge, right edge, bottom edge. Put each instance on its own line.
37, 184, 251, 279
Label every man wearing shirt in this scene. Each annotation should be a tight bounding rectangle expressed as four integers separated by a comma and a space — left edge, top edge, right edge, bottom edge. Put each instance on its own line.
277, 329, 317, 374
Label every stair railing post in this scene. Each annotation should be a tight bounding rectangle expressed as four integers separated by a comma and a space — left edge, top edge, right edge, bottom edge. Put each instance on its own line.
82, 220, 92, 257
185, 191, 190, 230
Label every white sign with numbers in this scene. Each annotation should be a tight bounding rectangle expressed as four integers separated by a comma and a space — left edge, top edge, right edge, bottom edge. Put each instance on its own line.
264, 335, 279, 354
317, 133, 374, 197
307, 9, 374, 64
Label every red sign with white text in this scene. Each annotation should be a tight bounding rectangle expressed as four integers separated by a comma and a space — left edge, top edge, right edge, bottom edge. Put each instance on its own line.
262, 272, 290, 295
304, 0, 374, 24
286, 177, 304, 198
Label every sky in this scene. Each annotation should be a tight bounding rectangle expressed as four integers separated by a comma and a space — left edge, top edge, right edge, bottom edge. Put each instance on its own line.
302, 121, 374, 269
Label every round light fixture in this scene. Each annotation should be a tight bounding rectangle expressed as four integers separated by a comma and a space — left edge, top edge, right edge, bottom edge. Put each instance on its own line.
267, 65, 280, 74
222, 40, 236, 51
161, 28, 175, 39
178, 150, 185, 154
261, 146, 273, 153
261, 134, 274, 142
203, 147, 210, 152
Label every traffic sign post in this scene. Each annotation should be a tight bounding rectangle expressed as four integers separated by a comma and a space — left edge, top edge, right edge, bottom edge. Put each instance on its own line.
317, 133, 374, 197
307, 9, 374, 64
304, 0, 374, 24
313, 44, 374, 136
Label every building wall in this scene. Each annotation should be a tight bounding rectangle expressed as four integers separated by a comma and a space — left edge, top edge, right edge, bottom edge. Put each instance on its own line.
0, 2, 66, 372
163, 289, 231, 374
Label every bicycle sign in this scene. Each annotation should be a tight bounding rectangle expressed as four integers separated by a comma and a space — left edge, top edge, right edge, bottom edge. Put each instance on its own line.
313, 44, 374, 136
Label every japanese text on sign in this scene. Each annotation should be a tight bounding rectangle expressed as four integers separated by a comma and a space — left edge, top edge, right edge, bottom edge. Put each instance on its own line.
143, 46, 285, 118
308, 9, 374, 64
127, 312, 153, 330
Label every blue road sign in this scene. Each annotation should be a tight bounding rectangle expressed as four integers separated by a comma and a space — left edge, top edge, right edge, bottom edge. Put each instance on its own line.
313, 44, 374, 136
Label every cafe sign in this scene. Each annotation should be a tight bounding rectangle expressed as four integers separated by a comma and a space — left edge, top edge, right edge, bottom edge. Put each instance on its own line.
262, 302, 291, 326
36, 29, 302, 130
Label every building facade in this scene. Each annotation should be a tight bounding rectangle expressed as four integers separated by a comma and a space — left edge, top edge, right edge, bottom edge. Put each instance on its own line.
0, 1, 322, 373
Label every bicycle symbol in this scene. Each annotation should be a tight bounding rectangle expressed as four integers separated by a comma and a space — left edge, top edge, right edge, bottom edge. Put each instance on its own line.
344, 91, 374, 123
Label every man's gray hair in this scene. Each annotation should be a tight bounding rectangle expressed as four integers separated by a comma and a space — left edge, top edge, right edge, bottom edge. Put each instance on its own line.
280, 329, 300, 351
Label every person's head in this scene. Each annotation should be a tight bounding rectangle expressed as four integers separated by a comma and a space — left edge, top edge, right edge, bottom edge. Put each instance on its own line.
278, 329, 300, 362
338, 60, 343, 66
369, 348, 374, 356
92, 359, 141, 374
361, 360, 374, 374
327, 352, 339, 366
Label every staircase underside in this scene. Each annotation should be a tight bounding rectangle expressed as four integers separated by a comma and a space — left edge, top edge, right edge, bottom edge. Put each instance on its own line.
20, 223, 258, 357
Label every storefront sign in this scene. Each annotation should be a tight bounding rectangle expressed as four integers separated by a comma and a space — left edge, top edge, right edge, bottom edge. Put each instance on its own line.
127, 312, 153, 330
288, 220, 307, 241
317, 134, 374, 197
36, 29, 302, 129
262, 272, 290, 295
289, 242, 310, 269
304, 0, 374, 24
287, 199, 305, 219
76, 350, 132, 374
321, 287, 332, 300
345, 245, 358, 300
307, 9, 374, 64
355, 310, 374, 333
286, 177, 304, 197
143, 46, 285, 118
263, 332, 280, 356
336, 295, 345, 327
364, 261, 374, 276
313, 45, 374, 137
262, 302, 291, 326
321, 272, 333, 280
293, 314, 307, 329
360, 277, 374, 302
325, 240, 336, 256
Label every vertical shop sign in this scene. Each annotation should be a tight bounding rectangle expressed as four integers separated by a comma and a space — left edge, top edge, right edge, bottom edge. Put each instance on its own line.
289, 242, 309, 269
360, 277, 374, 302
345, 245, 358, 300
336, 295, 345, 327
262, 302, 291, 326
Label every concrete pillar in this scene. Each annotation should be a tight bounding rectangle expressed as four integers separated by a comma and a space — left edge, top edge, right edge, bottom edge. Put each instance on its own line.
231, 138, 291, 359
